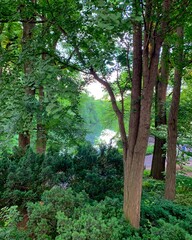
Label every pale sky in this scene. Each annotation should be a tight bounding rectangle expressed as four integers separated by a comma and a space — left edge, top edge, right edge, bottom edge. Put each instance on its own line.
86, 81, 104, 99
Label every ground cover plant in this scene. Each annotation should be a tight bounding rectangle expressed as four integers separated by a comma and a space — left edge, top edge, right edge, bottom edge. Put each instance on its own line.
0, 145, 192, 239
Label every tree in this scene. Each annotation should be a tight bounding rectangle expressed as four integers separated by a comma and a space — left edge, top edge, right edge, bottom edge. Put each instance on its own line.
59, 0, 171, 227
0, 0, 85, 154
121, 0, 172, 227
165, 26, 184, 200
151, 44, 170, 180
19, 1, 36, 151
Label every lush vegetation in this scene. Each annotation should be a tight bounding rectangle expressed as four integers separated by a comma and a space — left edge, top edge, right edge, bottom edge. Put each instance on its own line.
0, 0, 192, 237
0, 145, 192, 239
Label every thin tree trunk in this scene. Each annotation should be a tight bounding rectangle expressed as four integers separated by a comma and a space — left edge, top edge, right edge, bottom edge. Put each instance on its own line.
0, 24, 3, 80
165, 26, 184, 200
90, 70, 128, 159
36, 85, 47, 154
151, 137, 166, 179
151, 44, 169, 180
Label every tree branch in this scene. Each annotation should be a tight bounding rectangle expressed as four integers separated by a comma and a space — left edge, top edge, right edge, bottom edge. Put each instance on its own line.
90, 68, 128, 146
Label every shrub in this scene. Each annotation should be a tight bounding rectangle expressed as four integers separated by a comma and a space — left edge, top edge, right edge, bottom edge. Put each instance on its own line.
175, 193, 192, 206
0, 149, 74, 208
149, 220, 192, 240
72, 143, 123, 200
0, 206, 29, 240
0, 143, 123, 207
176, 175, 192, 194
141, 197, 192, 236
27, 187, 89, 239
26, 188, 135, 240
56, 210, 123, 240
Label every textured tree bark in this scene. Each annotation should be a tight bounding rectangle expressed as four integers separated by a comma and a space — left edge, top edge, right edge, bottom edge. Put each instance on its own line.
123, 0, 171, 227
151, 45, 169, 180
19, 17, 35, 151
123, 21, 142, 228
165, 26, 184, 200
151, 137, 166, 179
124, 151, 145, 227
125, 40, 162, 227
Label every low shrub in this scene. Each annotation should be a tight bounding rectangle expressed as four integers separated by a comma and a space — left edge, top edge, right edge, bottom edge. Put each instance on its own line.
0, 149, 74, 208
71, 144, 123, 200
27, 187, 89, 239
26, 188, 135, 240
0, 187, 192, 239
176, 175, 192, 193
149, 220, 192, 240
175, 193, 192, 206
141, 196, 192, 236
0, 206, 29, 240
0, 143, 123, 207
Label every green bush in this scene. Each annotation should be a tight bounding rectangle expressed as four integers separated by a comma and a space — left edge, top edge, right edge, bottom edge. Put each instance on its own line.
27, 187, 89, 239
143, 178, 164, 197
176, 175, 192, 194
1, 187, 192, 239
0, 149, 74, 208
0, 206, 29, 240
1, 144, 192, 239
175, 193, 192, 206
56, 210, 123, 240
25, 188, 136, 240
149, 220, 192, 240
26, 187, 192, 239
141, 197, 192, 236
72, 143, 123, 200
0, 143, 123, 207
175, 175, 192, 207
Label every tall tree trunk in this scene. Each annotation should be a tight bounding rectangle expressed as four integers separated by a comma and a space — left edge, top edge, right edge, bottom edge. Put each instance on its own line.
123, 21, 142, 228
124, 0, 171, 228
151, 44, 169, 180
19, 19, 35, 151
125, 41, 162, 228
19, 1, 36, 151
165, 26, 184, 200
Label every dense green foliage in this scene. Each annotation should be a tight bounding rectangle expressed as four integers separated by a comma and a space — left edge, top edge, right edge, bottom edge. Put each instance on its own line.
0, 145, 192, 239
0, 143, 123, 208
1, 179, 192, 239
